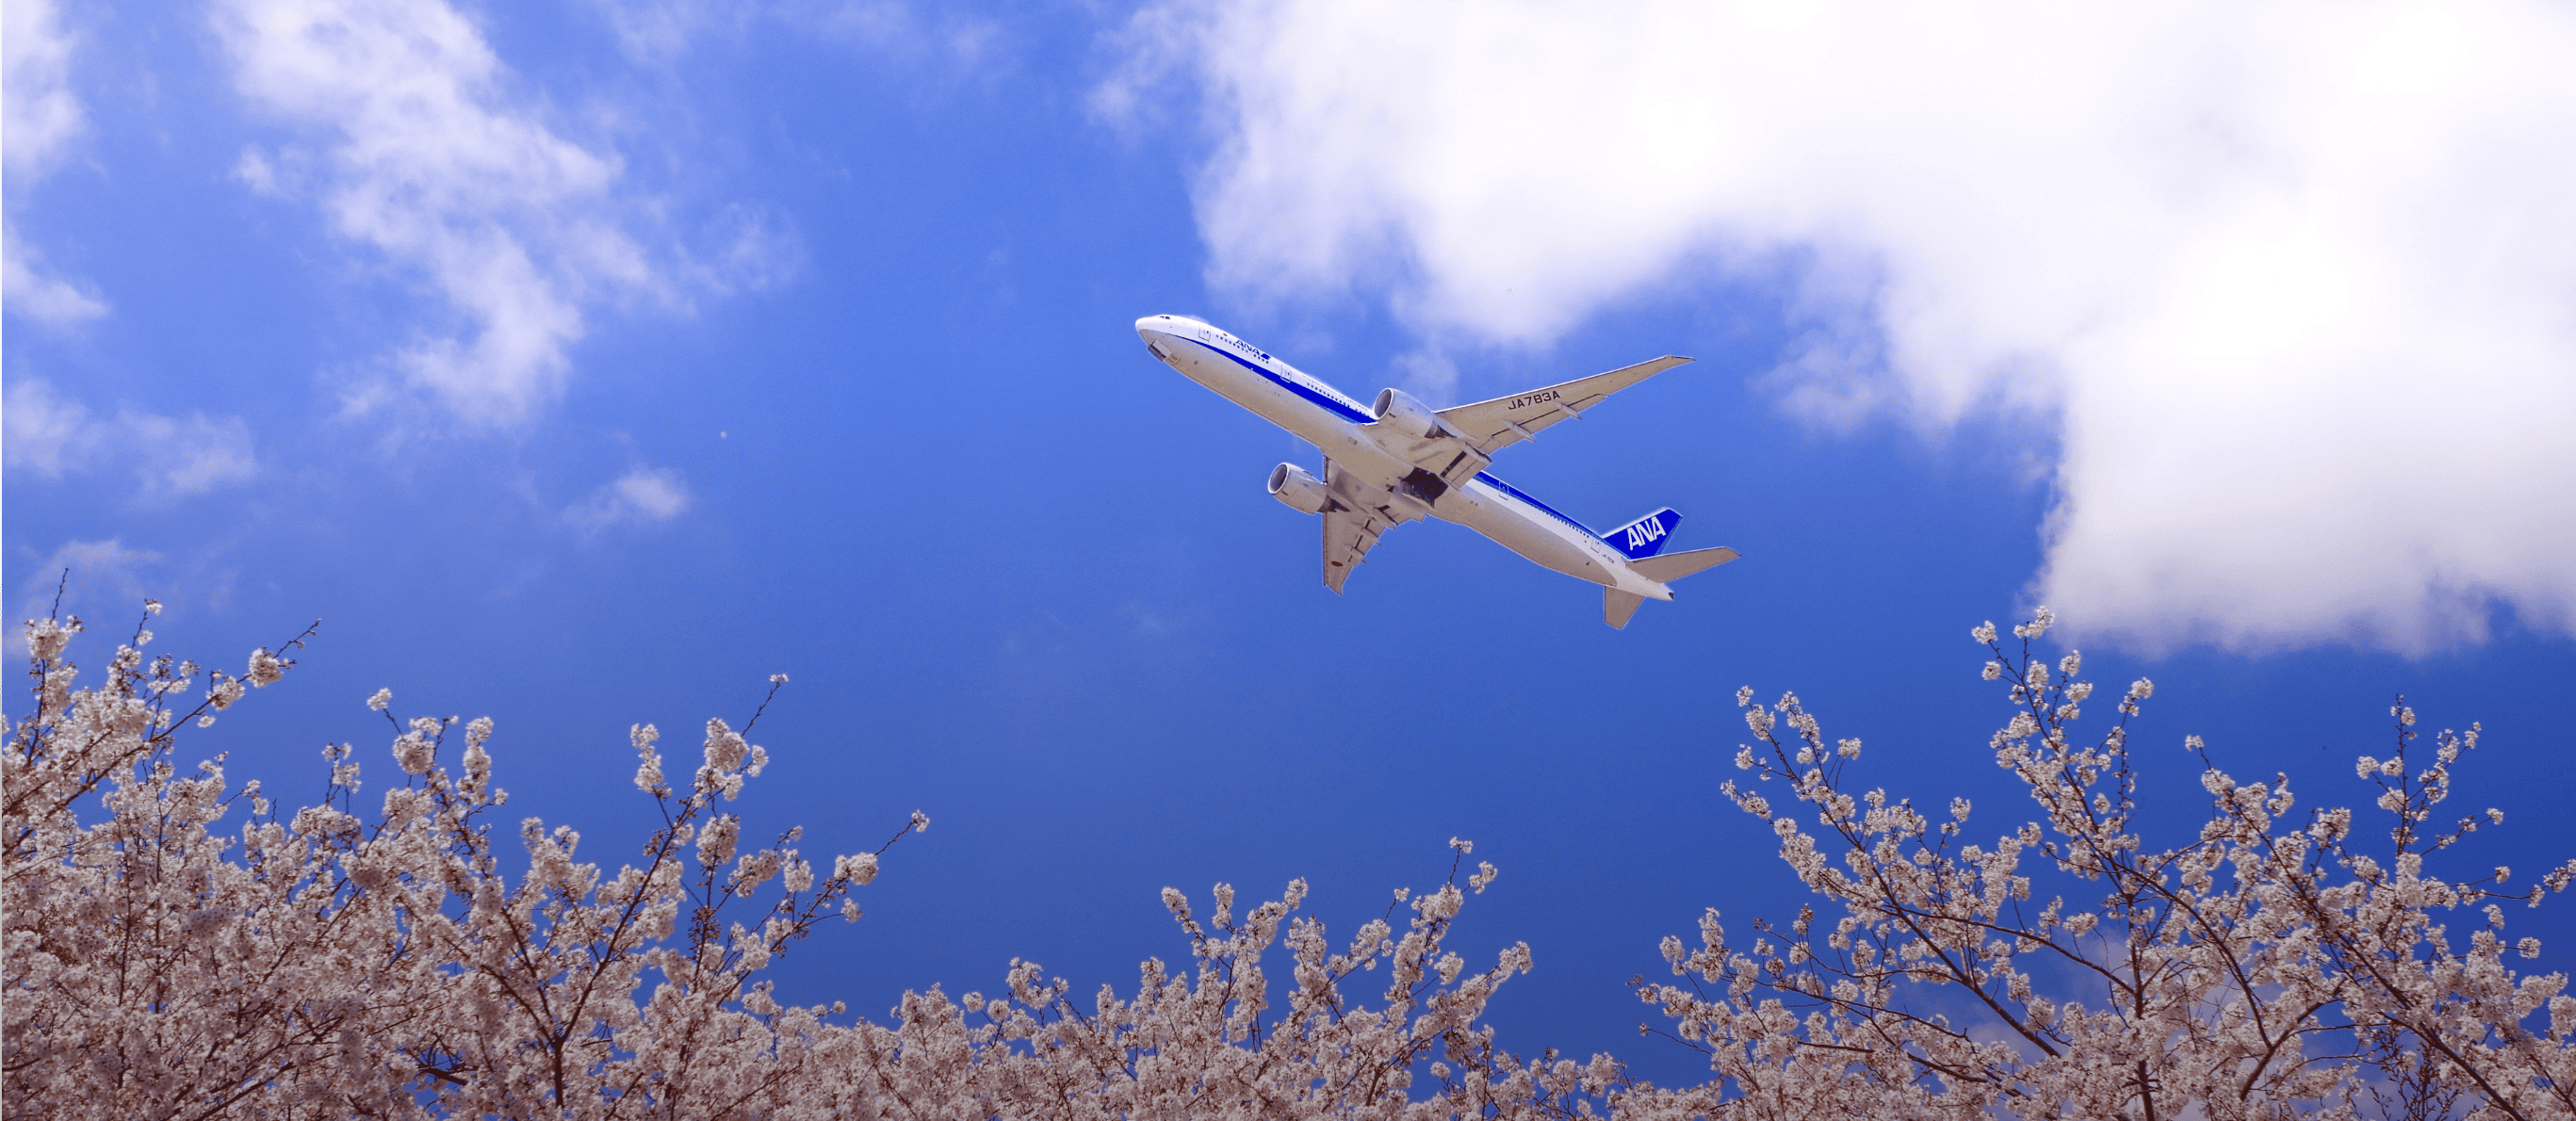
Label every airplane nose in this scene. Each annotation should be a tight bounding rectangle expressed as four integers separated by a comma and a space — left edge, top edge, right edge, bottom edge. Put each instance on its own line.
1137, 313, 1203, 337
1136, 316, 1178, 362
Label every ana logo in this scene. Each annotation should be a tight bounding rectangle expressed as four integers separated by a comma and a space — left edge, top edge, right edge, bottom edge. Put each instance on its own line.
1220, 334, 1266, 362
1624, 518, 1666, 551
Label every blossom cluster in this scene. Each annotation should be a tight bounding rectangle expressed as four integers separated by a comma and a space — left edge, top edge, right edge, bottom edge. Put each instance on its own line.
1648, 609, 2576, 1119
8, 604, 2574, 1120
3, 609, 915, 1118
2, 611, 1597, 1119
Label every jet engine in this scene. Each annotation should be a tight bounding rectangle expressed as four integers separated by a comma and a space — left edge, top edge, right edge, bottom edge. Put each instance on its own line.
1267, 462, 1335, 514
1370, 387, 1452, 441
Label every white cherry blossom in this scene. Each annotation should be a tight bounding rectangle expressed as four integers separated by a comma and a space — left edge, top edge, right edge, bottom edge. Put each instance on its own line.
9, 607, 2574, 1119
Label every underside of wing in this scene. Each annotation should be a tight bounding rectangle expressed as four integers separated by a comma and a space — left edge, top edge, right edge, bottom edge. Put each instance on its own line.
1433, 355, 1693, 457
1321, 508, 1388, 593
1321, 458, 1394, 593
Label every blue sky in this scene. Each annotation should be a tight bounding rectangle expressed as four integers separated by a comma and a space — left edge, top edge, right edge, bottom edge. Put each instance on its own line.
9, 0, 2576, 1086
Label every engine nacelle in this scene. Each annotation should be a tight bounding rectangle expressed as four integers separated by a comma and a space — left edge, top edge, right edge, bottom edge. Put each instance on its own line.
1267, 462, 1336, 514
1370, 387, 1452, 441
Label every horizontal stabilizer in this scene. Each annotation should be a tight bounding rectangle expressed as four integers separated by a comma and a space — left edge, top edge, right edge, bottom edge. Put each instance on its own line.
1603, 508, 1680, 560
1631, 546, 1740, 583
1605, 588, 1645, 629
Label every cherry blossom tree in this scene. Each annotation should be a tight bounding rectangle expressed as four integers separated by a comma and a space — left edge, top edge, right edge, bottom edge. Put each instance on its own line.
4, 605, 919, 1118
8, 602, 2574, 1119
1624, 609, 2576, 1120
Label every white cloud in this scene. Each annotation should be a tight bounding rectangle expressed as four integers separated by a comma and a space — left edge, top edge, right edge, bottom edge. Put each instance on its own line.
2, 0, 83, 178
567, 465, 691, 532
691, 203, 807, 296
586, 0, 1004, 75
122, 413, 263, 497
2, 379, 98, 474
588, 0, 726, 60
4, 380, 261, 497
232, 146, 288, 196
3, 0, 106, 324
774, 0, 1003, 70
1388, 349, 1459, 404
1136, 0, 2576, 654
214, 0, 660, 426
16, 540, 164, 623
3, 227, 108, 321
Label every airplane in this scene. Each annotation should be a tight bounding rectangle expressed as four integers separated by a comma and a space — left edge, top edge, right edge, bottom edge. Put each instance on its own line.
1135, 314, 1739, 628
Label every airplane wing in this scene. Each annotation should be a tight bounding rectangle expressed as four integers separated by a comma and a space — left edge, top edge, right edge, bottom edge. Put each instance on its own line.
1322, 458, 1393, 593
1433, 356, 1693, 457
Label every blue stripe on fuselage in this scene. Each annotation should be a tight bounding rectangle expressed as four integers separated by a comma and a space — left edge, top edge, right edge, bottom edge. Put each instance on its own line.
1473, 472, 1596, 537
1177, 336, 1374, 423
1175, 335, 1597, 540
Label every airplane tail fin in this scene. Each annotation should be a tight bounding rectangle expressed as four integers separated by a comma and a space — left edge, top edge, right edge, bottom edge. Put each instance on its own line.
1603, 508, 1681, 559
1605, 589, 1645, 629
1631, 545, 1741, 584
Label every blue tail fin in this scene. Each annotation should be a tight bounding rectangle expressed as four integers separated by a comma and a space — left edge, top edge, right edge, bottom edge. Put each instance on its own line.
1603, 508, 1681, 560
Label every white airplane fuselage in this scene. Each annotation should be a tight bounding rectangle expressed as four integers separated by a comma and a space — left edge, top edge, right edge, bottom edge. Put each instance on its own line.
1136, 315, 1675, 601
